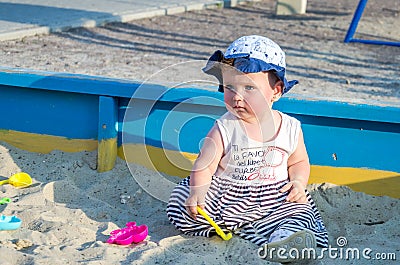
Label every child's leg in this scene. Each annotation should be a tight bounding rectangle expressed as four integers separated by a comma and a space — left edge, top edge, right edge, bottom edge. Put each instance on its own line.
235, 203, 319, 246
166, 177, 217, 237
270, 201, 327, 247
250, 197, 328, 248
256, 193, 323, 262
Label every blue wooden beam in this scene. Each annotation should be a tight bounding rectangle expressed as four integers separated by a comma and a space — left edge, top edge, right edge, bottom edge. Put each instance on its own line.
1, 67, 399, 173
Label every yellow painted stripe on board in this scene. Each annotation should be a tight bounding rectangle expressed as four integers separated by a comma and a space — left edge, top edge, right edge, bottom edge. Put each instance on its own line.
310, 166, 399, 198
118, 144, 195, 177
119, 144, 400, 198
0, 130, 97, 153
97, 138, 117, 172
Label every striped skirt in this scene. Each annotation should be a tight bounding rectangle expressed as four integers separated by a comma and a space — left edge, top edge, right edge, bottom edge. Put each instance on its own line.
166, 176, 329, 247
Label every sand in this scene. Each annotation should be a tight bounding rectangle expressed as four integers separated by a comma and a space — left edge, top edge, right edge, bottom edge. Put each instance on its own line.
1, 142, 399, 265
0, 0, 399, 264
0, 143, 399, 265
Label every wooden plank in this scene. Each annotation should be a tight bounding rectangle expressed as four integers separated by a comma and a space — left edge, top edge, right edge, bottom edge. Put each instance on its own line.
0, 66, 141, 98
97, 96, 118, 172
0, 83, 98, 139
1, 67, 399, 176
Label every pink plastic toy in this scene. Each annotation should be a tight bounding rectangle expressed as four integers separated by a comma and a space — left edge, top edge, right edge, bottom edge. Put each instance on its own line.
107, 222, 148, 245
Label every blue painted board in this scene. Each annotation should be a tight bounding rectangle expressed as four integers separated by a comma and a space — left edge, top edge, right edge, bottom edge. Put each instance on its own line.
98, 96, 118, 140
121, 97, 224, 153
1, 67, 399, 173
0, 85, 98, 139
119, 93, 400, 172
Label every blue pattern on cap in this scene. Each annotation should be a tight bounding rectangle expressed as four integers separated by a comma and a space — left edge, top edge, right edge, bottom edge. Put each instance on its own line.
223, 35, 298, 94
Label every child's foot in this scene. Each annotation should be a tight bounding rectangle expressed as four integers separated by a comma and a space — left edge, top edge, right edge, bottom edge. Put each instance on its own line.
261, 229, 316, 263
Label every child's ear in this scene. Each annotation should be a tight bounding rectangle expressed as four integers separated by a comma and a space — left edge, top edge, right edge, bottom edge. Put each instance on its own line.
273, 80, 284, 101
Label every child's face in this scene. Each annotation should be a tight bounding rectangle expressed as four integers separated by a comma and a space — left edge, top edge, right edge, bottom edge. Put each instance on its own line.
222, 69, 281, 123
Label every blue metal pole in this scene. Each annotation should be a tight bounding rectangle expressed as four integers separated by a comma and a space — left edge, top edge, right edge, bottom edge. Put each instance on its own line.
351, 39, 400, 47
344, 0, 368, 43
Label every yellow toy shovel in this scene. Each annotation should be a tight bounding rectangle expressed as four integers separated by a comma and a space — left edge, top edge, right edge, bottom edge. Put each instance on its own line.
197, 206, 232, 241
0, 172, 32, 188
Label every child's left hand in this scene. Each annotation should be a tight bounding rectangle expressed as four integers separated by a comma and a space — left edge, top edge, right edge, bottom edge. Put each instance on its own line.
279, 180, 308, 203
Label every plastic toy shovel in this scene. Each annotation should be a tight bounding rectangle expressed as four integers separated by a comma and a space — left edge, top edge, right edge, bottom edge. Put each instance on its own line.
0, 172, 32, 188
0, 198, 11, 205
196, 206, 232, 241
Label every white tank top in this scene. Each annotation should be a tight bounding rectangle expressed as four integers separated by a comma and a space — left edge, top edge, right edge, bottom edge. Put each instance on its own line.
214, 111, 300, 186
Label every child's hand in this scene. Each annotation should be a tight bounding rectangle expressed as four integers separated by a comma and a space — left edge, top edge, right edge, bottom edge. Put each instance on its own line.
184, 183, 210, 220
279, 180, 308, 203
185, 196, 205, 220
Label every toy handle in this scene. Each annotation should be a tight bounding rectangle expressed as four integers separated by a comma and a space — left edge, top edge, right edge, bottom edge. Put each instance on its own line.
196, 206, 232, 240
0, 180, 9, 186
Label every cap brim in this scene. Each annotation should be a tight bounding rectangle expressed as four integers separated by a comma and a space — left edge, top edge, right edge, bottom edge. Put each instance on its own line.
203, 51, 298, 94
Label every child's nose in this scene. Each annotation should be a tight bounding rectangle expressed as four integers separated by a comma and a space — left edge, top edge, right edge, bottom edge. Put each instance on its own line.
232, 91, 244, 101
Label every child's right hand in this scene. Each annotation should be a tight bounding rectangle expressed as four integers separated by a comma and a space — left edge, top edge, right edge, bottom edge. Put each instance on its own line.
185, 196, 205, 220
184, 183, 210, 220
185, 183, 211, 220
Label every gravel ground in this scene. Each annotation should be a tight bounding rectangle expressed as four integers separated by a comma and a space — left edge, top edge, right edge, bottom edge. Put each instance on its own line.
1, 0, 399, 104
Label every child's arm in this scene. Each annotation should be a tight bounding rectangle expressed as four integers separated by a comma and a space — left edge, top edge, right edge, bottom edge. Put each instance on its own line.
185, 124, 224, 219
280, 128, 310, 203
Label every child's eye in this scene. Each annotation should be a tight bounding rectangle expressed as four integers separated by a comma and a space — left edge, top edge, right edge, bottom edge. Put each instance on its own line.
245, 85, 255, 91
224, 85, 234, 91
